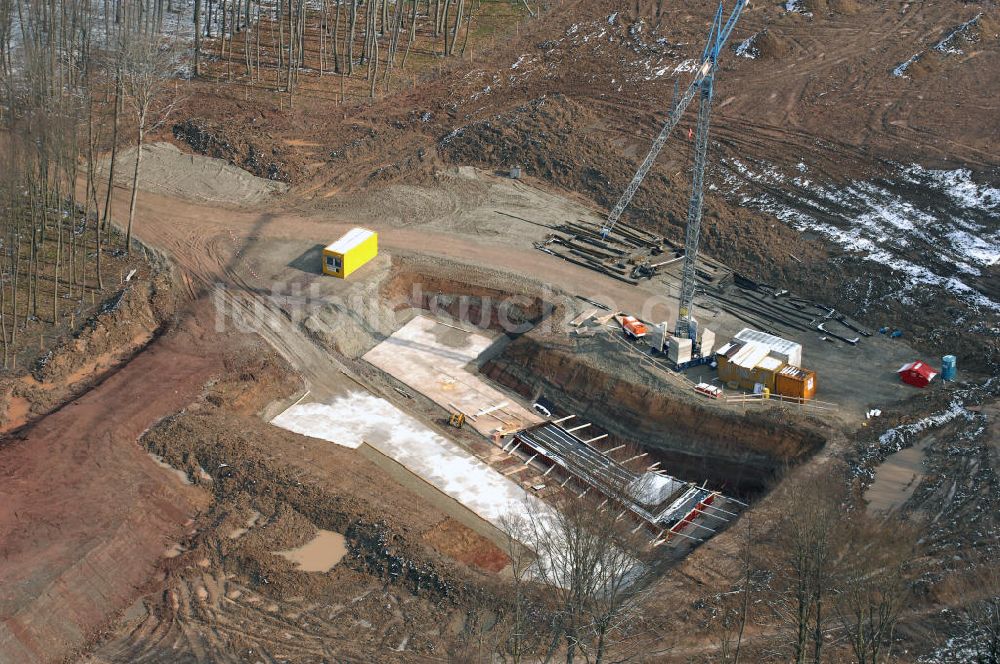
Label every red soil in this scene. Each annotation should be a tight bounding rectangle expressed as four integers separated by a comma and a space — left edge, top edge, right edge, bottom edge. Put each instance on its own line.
0, 301, 222, 664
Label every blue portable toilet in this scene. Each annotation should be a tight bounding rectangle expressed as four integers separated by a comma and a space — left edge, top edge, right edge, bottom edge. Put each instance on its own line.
942, 355, 956, 381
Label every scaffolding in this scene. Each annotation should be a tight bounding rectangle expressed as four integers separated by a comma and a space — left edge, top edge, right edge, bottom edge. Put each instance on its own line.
508, 421, 743, 547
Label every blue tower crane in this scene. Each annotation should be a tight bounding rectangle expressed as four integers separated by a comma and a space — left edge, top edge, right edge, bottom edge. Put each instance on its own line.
598, 1, 749, 341
676, 1, 747, 340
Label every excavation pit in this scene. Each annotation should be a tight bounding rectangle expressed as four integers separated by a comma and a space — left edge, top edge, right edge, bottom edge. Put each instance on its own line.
481, 332, 827, 501
379, 265, 554, 335
369, 267, 818, 503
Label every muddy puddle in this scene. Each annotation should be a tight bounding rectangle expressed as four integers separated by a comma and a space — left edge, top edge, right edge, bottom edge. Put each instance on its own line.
865, 435, 934, 514
274, 529, 347, 572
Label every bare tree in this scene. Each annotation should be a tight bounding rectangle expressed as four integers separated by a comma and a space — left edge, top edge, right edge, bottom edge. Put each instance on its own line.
497, 512, 548, 663
953, 566, 1000, 664
119, 29, 177, 254
834, 516, 916, 664
767, 473, 845, 664
193, 0, 202, 75
708, 513, 755, 664
505, 493, 649, 664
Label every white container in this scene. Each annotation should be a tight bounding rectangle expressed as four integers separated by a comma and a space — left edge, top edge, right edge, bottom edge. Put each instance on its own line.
698, 327, 716, 357
649, 322, 670, 352
668, 336, 693, 364
734, 328, 802, 367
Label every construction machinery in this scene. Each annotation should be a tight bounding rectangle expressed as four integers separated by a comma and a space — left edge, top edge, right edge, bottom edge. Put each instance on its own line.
599, 1, 749, 344
621, 315, 649, 339
448, 411, 466, 429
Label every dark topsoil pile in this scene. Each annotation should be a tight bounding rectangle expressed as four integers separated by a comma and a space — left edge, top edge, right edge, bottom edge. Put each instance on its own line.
172, 117, 297, 183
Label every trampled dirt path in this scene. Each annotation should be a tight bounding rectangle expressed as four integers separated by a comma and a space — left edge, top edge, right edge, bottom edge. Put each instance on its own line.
0, 302, 223, 664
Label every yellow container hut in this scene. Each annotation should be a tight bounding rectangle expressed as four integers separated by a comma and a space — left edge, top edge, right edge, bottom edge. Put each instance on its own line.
774, 366, 817, 401
322, 228, 378, 279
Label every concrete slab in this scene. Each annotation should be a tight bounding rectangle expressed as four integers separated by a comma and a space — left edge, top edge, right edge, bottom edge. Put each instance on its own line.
363, 315, 543, 436
270, 391, 559, 535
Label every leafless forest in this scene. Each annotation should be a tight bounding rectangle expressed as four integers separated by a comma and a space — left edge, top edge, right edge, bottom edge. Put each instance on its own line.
0, 0, 521, 369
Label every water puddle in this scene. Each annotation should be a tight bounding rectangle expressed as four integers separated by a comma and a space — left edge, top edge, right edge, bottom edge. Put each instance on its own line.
274, 529, 347, 572
865, 435, 935, 514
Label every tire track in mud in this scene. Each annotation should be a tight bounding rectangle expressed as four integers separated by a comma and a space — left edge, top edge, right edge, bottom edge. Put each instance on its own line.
95, 570, 434, 663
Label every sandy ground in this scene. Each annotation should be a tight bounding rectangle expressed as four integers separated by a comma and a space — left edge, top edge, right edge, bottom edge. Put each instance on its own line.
98, 142, 288, 207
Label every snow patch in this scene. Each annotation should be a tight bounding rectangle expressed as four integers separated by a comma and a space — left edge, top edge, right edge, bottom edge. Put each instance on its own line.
877, 400, 973, 454
893, 52, 921, 78
719, 158, 1000, 311
934, 13, 983, 55
673, 58, 698, 74
734, 33, 759, 59
784, 0, 810, 15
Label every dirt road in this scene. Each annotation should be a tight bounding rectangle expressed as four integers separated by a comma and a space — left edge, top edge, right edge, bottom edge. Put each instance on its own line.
114, 174, 678, 313
0, 303, 222, 664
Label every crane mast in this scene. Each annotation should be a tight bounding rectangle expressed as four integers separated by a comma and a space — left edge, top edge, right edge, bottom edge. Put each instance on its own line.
599, 1, 748, 344
675, 51, 717, 340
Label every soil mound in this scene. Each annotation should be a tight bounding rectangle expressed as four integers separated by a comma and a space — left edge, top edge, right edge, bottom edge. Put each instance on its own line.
755, 30, 792, 60
99, 142, 288, 207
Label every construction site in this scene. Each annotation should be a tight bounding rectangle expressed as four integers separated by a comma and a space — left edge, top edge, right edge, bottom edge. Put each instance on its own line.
0, 0, 998, 662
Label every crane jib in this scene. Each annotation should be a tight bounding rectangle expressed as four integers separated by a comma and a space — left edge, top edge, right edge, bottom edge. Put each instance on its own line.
599, 0, 748, 240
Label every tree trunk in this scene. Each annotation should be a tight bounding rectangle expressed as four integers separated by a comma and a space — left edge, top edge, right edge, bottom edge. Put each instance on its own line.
441, 0, 450, 56
347, 0, 357, 74
460, 2, 473, 57
401, 0, 416, 67
1, 270, 7, 368
449, 0, 462, 55
219, 0, 227, 57
52, 192, 61, 323
286, 0, 294, 91
333, 0, 341, 72
126, 123, 144, 255
369, 20, 378, 97
102, 74, 121, 234
194, 0, 202, 75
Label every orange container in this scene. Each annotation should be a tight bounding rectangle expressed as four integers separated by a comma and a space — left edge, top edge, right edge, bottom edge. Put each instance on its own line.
774, 366, 816, 401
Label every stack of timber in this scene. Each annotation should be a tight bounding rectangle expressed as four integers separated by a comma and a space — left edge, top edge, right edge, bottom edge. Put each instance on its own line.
703, 273, 872, 345
535, 218, 730, 287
